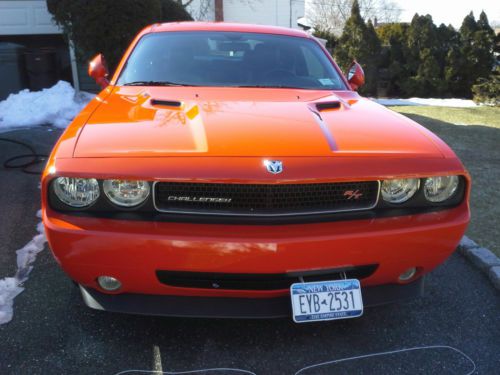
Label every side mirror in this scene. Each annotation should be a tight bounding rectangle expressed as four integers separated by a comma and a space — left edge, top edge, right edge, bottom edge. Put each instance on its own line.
346, 61, 365, 91
88, 54, 109, 89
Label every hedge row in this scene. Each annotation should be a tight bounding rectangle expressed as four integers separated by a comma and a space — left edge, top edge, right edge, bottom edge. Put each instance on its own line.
316, 0, 498, 102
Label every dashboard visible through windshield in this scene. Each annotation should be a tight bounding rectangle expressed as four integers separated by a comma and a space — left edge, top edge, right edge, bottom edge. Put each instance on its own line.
117, 31, 347, 90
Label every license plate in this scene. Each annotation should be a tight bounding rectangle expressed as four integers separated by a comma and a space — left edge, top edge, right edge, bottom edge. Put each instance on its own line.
290, 279, 363, 323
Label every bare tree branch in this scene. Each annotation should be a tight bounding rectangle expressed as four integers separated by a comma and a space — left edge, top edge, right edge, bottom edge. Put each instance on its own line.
307, 0, 402, 33
180, 0, 260, 21
177, 0, 196, 8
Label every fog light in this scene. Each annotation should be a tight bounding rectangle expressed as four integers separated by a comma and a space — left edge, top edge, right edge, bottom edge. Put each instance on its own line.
97, 276, 122, 291
398, 267, 417, 282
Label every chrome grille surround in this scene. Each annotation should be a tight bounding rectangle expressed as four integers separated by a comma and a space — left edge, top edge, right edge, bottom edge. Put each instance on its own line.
153, 181, 381, 217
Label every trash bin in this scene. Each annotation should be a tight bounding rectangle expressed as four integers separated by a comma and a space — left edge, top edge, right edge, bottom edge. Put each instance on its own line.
0, 42, 28, 100
24, 48, 58, 91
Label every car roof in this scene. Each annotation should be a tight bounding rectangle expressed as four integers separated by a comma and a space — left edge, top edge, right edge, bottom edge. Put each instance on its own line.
147, 22, 310, 38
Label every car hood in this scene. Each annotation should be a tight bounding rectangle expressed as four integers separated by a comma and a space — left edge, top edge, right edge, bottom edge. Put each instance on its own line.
73, 87, 444, 158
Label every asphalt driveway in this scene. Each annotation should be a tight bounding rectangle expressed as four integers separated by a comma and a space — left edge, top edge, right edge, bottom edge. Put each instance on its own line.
0, 127, 498, 375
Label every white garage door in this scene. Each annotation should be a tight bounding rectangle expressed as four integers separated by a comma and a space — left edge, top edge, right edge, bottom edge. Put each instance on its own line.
0, 0, 60, 35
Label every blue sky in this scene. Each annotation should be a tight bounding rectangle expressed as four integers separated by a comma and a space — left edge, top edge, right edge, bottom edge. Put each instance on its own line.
393, 0, 500, 28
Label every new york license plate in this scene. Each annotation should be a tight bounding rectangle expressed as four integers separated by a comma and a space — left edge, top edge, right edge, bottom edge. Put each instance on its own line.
290, 279, 363, 323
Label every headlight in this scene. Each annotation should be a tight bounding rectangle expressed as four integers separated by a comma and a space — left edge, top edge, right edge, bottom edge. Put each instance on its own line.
53, 177, 100, 207
381, 178, 420, 203
103, 179, 150, 207
424, 176, 459, 202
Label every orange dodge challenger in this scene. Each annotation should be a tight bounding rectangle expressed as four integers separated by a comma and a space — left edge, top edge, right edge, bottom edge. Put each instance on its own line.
42, 22, 470, 323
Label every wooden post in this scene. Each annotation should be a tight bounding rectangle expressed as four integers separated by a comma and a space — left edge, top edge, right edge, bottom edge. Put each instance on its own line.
215, 0, 224, 21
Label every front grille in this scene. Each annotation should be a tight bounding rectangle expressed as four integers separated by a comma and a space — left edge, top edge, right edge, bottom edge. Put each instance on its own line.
156, 265, 378, 291
154, 181, 379, 216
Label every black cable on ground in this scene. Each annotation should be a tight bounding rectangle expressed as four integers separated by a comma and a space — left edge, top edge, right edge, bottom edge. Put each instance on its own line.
0, 137, 48, 175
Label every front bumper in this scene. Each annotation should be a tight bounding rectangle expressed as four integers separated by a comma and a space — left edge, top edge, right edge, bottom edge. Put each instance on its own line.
80, 277, 424, 318
44, 200, 469, 300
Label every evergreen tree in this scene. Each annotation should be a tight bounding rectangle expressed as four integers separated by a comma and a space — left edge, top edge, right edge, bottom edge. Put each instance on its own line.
445, 12, 478, 97
335, 0, 367, 70
47, 0, 192, 72
415, 48, 442, 96
473, 11, 496, 81
444, 42, 467, 97
372, 10, 496, 98
363, 20, 382, 94
376, 23, 409, 96
435, 24, 461, 96
313, 29, 338, 53
477, 10, 493, 32
436, 24, 460, 71
495, 32, 500, 65
335, 0, 381, 95
406, 14, 438, 72
471, 12, 499, 105
403, 14, 440, 96
457, 11, 496, 97
460, 12, 478, 39
472, 65, 500, 106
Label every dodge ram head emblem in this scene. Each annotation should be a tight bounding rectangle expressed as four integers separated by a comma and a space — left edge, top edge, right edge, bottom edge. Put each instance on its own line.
264, 160, 283, 174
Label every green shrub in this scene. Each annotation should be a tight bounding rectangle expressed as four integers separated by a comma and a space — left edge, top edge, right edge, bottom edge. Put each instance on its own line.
472, 66, 500, 106
334, 1, 380, 96
160, 0, 192, 22
46, 0, 192, 73
313, 29, 338, 53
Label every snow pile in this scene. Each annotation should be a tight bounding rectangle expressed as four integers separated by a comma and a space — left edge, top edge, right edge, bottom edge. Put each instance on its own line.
0, 81, 94, 130
0, 212, 46, 325
373, 98, 477, 107
0, 278, 24, 324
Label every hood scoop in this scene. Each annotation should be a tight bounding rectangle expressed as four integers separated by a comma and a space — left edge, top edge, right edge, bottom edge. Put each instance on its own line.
315, 101, 341, 112
150, 98, 182, 108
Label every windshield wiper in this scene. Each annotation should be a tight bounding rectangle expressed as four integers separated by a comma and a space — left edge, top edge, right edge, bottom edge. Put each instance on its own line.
123, 81, 195, 87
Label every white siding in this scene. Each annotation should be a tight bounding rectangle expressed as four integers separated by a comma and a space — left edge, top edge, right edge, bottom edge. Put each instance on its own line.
223, 0, 305, 29
0, 0, 61, 35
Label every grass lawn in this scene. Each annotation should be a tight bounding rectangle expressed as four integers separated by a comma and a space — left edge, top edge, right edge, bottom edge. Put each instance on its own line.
389, 106, 500, 256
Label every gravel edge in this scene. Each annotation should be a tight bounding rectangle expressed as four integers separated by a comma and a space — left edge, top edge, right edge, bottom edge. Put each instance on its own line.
457, 236, 500, 290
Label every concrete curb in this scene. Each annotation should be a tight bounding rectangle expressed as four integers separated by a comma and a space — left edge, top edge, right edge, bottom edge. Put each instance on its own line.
457, 235, 500, 291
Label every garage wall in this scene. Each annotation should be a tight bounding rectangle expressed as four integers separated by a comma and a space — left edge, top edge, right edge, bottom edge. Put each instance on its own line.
0, 0, 60, 35
0, 0, 307, 95
223, 0, 305, 29
0, 1, 84, 95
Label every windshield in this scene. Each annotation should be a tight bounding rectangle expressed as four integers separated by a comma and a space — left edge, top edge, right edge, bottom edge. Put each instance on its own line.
116, 31, 347, 90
